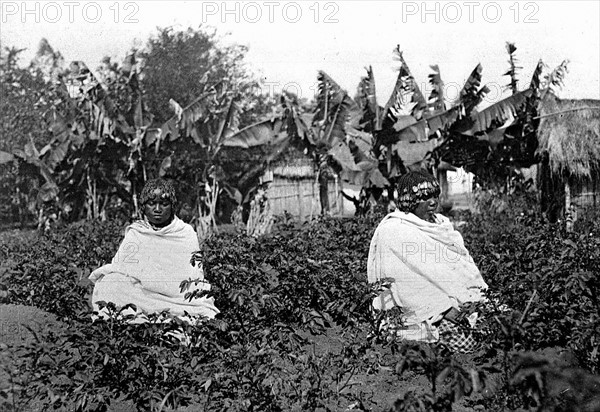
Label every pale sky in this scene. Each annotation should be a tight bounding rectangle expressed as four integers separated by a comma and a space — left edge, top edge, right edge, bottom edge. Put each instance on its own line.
1, 0, 599, 106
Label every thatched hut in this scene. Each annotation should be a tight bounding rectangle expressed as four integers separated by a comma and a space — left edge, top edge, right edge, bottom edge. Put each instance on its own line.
536, 95, 600, 226
265, 154, 353, 219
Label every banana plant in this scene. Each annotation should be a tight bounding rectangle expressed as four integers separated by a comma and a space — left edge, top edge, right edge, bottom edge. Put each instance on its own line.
457, 53, 569, 176
288, 70, 393, 214
46, 55, 155, 220
152, 86, 301, 235
309, 70, 364, 213
341, 46, 490, 207
0, 136, 62, 229
277, 46, 494, 215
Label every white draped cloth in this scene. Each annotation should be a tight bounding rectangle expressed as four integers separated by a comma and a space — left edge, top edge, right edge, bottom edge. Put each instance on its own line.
367, 211, 487, 342
89, 216, 219, 323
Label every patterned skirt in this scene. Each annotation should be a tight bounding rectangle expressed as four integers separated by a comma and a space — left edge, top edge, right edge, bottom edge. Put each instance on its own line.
436, 318, 480, 353
378, 308, 481, 354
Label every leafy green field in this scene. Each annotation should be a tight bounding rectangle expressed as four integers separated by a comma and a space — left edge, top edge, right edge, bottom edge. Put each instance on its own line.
1, 194, 599, 411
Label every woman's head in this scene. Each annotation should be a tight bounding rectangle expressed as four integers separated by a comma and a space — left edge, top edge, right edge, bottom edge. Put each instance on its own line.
139, 179, 177, 227
396, 170, 441, 221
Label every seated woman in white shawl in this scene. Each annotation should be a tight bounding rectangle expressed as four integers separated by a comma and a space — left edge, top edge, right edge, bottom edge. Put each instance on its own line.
367, 170, 487, 353
89, 178, 219, 324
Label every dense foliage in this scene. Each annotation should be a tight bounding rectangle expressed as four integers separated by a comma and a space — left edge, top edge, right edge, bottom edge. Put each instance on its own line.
464, 192, 600, 373
0, 28, 278, 228
1, 196, 599, 411
0, 220, 125, 318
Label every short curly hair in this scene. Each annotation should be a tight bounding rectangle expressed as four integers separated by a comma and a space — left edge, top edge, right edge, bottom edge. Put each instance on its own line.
139, 178, 178, 209
396, 170, 440, 213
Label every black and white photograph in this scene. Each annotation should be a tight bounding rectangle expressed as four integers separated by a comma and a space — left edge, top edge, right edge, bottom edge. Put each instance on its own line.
1, 1, 599, 410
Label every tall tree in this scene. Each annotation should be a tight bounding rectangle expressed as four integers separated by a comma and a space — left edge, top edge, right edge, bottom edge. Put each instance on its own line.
0, 44, 59, 152
0, 42, 67, 225
139, 26, 255, 125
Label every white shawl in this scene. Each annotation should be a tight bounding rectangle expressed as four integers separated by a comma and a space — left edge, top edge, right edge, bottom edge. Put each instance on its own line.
367, 211, 487, 339
89, 216, 219, 321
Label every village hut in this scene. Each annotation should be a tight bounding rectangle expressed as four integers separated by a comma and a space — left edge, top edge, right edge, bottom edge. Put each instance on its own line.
265, 150, 352, 219
536, 95, 600, 227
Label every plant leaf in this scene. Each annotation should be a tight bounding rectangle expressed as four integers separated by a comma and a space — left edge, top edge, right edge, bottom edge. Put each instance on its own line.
465, 89, 532, 134
384, 46, 427, 121
428, 64, 446, 113
222, 117, 286, 148
159, 155, 172, 177
313, 71, 358, 147
505, 42, 520, 94
355, 66, 381, 131
459, 63, 484, 112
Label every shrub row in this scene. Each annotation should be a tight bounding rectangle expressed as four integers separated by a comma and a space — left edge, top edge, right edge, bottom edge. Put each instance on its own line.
0, 220, 125, 319
1, 199, 599, 410
461, 197, 600, 373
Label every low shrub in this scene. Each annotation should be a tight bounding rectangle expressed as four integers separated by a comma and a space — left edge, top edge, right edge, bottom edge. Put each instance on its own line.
1, 196, 598, 411
0, 220, 125, 319
462, 195, 600, 373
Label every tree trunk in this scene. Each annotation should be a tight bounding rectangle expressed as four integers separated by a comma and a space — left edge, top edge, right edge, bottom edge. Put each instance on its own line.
538, 153, 564, 223
318, 170, 329, 214
438, 169, 449, 205
565, 180, 572, 231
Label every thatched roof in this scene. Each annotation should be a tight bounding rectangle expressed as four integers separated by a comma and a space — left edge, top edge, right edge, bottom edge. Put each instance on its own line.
537, 95, 600, 178
267, 144, 316, 179
272, 163, 315, 179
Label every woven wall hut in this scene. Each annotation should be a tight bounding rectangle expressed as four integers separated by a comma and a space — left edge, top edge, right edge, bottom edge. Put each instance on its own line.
536, 95, 600, 226
265, 155, 355, 219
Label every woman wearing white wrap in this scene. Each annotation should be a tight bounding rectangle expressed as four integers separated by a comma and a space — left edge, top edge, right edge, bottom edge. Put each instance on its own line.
367, 170, 487, 352
89, 178, 219, 324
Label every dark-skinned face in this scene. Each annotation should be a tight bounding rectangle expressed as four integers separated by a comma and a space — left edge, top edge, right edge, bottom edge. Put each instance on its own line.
413, 196, 439, 222
143, 193, 173, 227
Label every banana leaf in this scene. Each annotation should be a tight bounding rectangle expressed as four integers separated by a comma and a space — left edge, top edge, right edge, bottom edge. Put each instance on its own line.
329, 141, 388, 187
465, 89, 532, 134
162, 89, 218, 143
428, 64, 446, 112
393, 139, 439, 169
384, 46, 427, 120
459, 63, 486, 112
314, 71, 359, 147
222, 117, 287, 148
355, 66, 381, 131
425, 106, 462, 137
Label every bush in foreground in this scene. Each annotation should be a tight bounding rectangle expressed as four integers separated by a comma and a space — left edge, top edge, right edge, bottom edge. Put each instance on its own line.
1, 200, 599, 411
